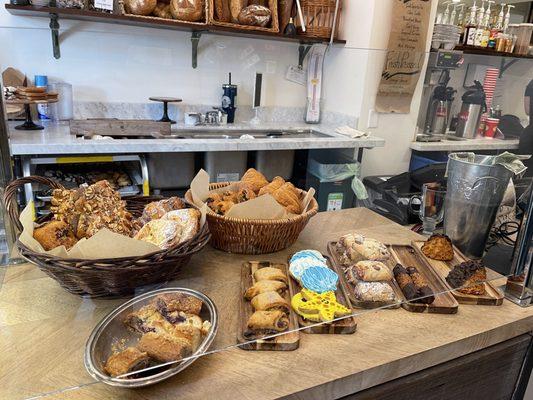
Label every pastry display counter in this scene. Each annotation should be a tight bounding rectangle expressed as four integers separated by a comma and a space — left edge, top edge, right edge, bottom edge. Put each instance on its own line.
1, 208, 533, 400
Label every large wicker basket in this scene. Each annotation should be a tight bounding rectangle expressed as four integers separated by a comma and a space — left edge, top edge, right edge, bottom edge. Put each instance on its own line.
185, 182, 318, 254
4, 176, 211, 298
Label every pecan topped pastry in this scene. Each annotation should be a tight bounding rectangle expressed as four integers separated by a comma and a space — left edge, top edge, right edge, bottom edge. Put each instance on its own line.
421, 234, 454, 261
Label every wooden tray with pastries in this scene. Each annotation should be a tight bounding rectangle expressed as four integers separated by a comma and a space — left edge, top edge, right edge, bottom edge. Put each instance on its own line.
287, 252, 357, 334
238, 261, 300, 351
388, 245, 459, 314
412, 236, 504, 306
327, 242, 404, 310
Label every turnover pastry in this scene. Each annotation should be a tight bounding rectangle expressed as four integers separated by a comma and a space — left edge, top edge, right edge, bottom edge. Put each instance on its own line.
33, 220, 78, 251
161, 208, 200, 244
244, 280, 287, 300
421, 234, 454, 261
336, 233, 390, 265
134, 219, 183, 249
250, 291, 290, 313
253, 267, 288, 283
241, 168, 269, 193
140, 197, 186, 224
104, 347, 151, 377
258, 176, 285, 196
446, 260, 487, 295
244, 310, 289, 338
271, 182, 301, 214
353, 281, 396, 302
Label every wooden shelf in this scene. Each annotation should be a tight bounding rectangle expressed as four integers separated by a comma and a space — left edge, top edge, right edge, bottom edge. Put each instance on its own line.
454, 45, 533, 60
5, 4, 346, 45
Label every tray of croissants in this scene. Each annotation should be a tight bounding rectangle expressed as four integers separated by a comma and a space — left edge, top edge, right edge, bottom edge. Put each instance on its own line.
84, 288, 218, 387
19, 179, 206, 259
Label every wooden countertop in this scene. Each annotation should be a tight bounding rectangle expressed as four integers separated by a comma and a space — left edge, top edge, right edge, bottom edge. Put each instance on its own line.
1, 208, 532, 400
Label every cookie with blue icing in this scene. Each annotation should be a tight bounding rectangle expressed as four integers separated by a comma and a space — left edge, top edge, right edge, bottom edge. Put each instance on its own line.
290, 250, 327, 264
289, 257, 327, 282
300, 266, 338, 293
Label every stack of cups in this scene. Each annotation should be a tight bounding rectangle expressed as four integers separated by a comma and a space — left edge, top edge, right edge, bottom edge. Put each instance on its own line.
477, 68, 499, 137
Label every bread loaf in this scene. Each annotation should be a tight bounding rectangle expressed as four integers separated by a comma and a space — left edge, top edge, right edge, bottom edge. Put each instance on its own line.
153, 2, 172, 18
170, 0, 204, 21
238, 4, 271, 26
214, 0, 231, 22
230, 0, 247, 23
124, 0, 157, 15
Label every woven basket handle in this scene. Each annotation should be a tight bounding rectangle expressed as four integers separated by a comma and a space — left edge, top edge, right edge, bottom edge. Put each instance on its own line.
3, 175, 64, 231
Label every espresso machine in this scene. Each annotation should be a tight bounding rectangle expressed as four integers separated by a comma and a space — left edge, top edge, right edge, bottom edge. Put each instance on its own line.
418, 50, 463, 136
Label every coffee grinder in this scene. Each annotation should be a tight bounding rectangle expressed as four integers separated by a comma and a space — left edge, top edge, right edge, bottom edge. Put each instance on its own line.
222, 72, 237, 123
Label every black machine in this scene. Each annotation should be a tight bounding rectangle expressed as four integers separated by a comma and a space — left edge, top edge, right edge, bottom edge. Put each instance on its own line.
362, 163, 448, 225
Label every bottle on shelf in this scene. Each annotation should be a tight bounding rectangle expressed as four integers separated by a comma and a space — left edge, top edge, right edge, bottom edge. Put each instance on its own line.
458, 4, 466, 41
488, 3, 505, 49
463, 1, 478, 46
480, 1, 494, 48
503, 4, 515, 33
474, 1, 486, 46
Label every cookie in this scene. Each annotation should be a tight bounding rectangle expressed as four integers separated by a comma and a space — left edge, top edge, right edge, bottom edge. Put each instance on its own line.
300, 266, 338, 293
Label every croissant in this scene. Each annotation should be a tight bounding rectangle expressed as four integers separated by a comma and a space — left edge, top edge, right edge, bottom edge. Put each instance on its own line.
241, 168, 269, 193
271, 183, 301, 214
258, 176, 285, 196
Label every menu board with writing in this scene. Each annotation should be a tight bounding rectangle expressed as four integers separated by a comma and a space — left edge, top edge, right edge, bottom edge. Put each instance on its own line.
376, 0, 432, 114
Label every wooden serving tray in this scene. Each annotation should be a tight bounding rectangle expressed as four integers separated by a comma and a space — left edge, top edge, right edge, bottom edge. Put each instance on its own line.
287, 255, 357, 334
411, 241, 504, 306
327, 242, 403, 309
388, 245, 459, 314
237, 261, 299, 351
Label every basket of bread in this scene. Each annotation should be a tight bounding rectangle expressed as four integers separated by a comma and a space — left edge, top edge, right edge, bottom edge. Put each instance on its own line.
121, 0, 207, 25
4, 176, 210, 298
185, 168, 318, 254
209, 0, 279, 33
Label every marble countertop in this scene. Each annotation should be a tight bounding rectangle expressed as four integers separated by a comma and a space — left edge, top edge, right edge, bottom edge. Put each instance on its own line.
8, 121, 385, 155
410, 137, 520, 152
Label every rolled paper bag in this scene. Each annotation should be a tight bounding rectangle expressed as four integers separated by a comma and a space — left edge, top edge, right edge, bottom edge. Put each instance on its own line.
485, 117, 500, 138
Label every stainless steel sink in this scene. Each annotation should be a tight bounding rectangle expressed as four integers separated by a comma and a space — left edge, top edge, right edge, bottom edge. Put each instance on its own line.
163, 129, 331, 139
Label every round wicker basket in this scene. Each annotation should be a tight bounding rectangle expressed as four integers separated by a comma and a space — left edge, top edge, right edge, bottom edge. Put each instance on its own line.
185, 182, 318, 254
4, 176, 211, 298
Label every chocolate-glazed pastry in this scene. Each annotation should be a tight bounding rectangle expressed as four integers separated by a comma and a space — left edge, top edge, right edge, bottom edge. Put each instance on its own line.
406, 266, 435, 304
446, 260, 487, 295
393, 264, 418, 301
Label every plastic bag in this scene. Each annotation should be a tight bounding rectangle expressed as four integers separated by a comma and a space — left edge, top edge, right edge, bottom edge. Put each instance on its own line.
307, 158, 368, 200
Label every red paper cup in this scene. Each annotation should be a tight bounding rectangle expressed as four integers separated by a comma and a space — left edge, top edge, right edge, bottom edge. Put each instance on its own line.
485, 118, 499, 138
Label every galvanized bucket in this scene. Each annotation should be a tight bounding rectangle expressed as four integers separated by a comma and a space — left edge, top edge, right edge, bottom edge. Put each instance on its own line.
444, 153, 513, 258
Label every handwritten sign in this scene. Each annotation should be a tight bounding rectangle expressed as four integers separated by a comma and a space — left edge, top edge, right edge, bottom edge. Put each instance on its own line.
376, 0, 432, 114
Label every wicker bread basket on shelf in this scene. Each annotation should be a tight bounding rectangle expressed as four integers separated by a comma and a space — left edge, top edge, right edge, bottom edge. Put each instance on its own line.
208, 0, 279, 33
4, 176, 211, 298
296, 0, 342, 39
185, 182, 318, 255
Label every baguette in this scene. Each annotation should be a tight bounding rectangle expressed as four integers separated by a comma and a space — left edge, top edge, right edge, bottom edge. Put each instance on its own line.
214, 0, 231, 22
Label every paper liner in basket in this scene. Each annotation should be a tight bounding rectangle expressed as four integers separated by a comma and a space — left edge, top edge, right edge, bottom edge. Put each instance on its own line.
18, 201, 207, 260
189, 169, 315, 220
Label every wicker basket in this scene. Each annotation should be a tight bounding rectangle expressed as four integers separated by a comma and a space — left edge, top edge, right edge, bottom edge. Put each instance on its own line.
4, 176, 211, 298
185, 182, 318, 254
119, 0, 209, 25
208, 0, 279, 33
297, 0, 341, 39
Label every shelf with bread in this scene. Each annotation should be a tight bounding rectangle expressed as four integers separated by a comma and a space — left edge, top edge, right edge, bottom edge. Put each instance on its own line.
5, 3, 346, 67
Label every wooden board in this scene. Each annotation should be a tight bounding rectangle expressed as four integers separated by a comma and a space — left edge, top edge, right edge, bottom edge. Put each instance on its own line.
388, 245, 459, 314
411, 241, 504, 306
327, 242, 403, 310
237, 261, 299, 351
287, 255, 357, 334
69, 119, 171, 138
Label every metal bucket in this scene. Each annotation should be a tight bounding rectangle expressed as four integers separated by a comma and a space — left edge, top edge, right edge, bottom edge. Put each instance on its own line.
444, 153, 513, 258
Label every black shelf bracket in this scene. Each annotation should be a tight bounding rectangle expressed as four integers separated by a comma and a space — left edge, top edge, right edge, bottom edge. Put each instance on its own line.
298, 43, 313, 68
500, 58, 519, 77
49, 13, 60, 59
191, 31, 201, 69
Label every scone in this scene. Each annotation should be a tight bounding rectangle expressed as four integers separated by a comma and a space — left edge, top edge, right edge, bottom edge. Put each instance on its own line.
336, 233, 390, 265
137, 332, 192, 362
33, 220, 78, 250
421, 234, 454, 261
104, 347, 151, 377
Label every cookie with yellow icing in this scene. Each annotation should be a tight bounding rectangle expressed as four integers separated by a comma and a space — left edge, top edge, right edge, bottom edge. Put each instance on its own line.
291, 289, 351, 322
